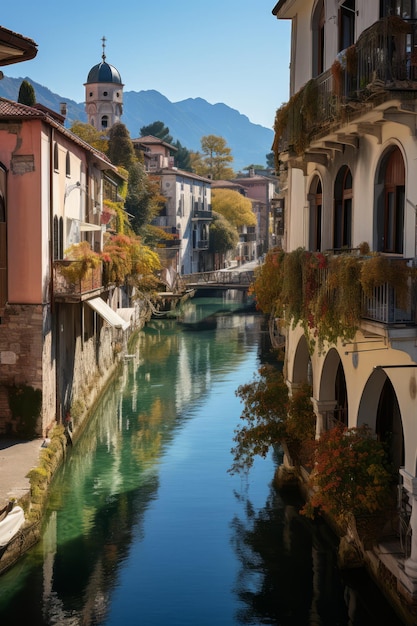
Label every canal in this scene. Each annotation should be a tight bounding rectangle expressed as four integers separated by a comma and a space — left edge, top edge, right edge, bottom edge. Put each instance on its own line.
0, 296, 406, 625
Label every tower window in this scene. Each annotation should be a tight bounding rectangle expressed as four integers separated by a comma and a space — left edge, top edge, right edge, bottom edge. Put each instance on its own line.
103, 91, 108, 96
101, 115, 109, 129
89, 92, 93, 97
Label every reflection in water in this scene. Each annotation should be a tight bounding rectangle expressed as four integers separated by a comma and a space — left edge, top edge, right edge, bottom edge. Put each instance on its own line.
0, 299, 406, 625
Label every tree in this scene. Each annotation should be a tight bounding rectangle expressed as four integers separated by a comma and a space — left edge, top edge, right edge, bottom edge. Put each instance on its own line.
209, 211, 239, 255
140, 121, 173, 145
266, 152, 276, 170
18, 80, 35, 106
107, 122, 136, 169
211, 188, 256, 228
172, 140, 192, 171
125, 164, 163, 236
70, 122, 108, 153
193, 135, 235, 180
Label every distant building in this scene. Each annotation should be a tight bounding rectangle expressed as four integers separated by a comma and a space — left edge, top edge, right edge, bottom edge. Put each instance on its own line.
134, 135, 212, 275
84, 37, 123, 133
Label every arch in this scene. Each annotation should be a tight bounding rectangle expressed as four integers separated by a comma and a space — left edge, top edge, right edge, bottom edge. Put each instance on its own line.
374, 146, 405, 254
101, 115, 109, 129
319, 348, 348, 425
65, 151, 71, 177
53, 143, 59, 171
291, 334, 311, 384
333, 165, 352, 249
312, 0, 325, 77
358, 369, 404, 472
308, 174, 322, 251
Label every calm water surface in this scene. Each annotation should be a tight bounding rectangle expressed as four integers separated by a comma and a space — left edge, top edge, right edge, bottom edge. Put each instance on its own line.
0, 297, 405, 625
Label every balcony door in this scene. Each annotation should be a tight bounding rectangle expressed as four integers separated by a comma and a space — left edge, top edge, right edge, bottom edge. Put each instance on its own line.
333, 166, 352, 250
312, 0, 325, 77
309, 175, 322, 251
377, 147, 405, 254
339, 0, 356, 52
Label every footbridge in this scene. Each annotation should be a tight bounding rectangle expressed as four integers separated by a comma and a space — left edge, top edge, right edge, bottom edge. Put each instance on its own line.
181, 268, 255, 291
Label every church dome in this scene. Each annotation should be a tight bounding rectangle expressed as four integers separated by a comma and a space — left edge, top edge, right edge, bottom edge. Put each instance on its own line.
86, 60, 122, 84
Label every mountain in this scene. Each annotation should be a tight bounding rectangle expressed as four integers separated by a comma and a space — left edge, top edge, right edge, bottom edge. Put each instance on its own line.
0, 76, 274, 171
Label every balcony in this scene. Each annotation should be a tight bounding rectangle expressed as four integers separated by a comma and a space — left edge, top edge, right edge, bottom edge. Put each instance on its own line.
193, 207, 212, 220
156, 226, 181, 249
53, 261, 103, 301
277, 16, 417, 155
194, 239, 209, 250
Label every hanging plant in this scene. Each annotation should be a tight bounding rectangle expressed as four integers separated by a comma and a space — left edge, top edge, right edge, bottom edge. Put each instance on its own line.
360, 255, 409, 309
59, 241, 101, 284
331, 59, 343, 97
345, 45, 358, 76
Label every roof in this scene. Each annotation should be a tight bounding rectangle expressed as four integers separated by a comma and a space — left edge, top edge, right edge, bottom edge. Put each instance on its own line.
133, 135, 178, 152
160, 167, 212, 184
0, 97, 121, 175
0, 26, 37, 67
86, 61, 122, 85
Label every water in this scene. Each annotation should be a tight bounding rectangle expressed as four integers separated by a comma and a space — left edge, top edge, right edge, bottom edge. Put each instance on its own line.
0, 297, 406, 625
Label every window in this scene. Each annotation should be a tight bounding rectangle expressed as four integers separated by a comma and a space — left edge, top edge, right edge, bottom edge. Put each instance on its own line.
339, 0, 356, 52
53, 143, 59, 171
333, 166, 352, 249
65, 151, 71, 177
309, 176, 322, 251
381, 0, 416, 18
382, 148, 405, 253
101, 115, 108, 129
312, 1, 325, 77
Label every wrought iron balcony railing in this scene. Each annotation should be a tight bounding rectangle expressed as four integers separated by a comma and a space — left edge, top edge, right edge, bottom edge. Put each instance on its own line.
53, 261, 103, 300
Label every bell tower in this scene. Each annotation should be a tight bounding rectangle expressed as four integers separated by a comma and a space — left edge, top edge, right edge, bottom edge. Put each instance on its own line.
84, 37, 123, 133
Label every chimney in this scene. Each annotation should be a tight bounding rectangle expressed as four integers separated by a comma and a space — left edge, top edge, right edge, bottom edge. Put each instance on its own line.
60, 102, 67, 120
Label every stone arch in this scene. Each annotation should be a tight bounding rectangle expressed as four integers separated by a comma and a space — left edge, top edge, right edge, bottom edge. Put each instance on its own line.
358, 368, 404, 471
291, 333, 311, 385
318, 348, 348, 427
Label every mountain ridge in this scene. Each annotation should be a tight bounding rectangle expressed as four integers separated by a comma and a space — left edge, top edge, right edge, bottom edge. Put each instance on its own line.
0, 76, 274, 171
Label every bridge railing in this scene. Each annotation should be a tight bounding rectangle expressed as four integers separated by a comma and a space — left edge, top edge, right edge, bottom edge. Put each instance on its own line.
182, 270, 254, 286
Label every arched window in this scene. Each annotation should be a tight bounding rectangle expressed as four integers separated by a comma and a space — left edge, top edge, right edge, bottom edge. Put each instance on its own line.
65, 151, 71, 177
312, 0, 325, 77
101, 115, 108, 129
53, 143, 59, 171
333, 166, 352, 249
376, 147, 405, 254
309, 175, 322, 251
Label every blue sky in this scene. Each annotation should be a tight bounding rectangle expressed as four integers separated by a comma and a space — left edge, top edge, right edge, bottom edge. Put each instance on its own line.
1, 0, 291, 130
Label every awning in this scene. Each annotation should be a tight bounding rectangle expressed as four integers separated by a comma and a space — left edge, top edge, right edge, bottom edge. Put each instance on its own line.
80, 221, 102, 232
87, 298, 130, 330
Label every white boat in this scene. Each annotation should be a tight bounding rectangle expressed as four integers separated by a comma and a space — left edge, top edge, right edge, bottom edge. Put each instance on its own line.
0, 504, 25, 547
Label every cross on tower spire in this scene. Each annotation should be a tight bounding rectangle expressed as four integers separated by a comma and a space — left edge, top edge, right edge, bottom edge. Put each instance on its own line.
101, 36, 106, 62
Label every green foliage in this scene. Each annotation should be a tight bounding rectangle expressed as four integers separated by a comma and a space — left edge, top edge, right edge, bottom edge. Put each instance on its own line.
8, 384, 42, 438
303, 424, 396, 522
230, 365, 314, 474
107, 122, 136, 169
209, 211, 239, 254
125, 163, 162, 235
140, 121, 173, 145
18, 80, 35, 106
172, 140, 192, 171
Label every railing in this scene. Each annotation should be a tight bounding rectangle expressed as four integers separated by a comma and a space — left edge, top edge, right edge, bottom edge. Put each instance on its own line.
53, 261, 103, 298
194, 240, 209, 250
279, 17, 417, 152
193, 208, 212, 219
182, 270, 254, 287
